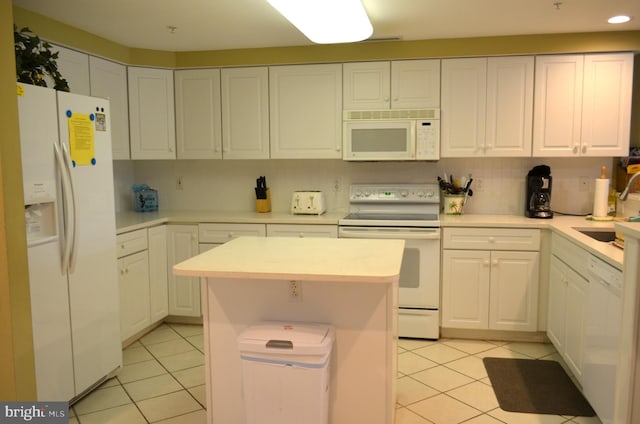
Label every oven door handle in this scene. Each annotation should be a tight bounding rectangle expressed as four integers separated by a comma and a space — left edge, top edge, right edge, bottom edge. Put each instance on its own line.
338, 227, 440, 240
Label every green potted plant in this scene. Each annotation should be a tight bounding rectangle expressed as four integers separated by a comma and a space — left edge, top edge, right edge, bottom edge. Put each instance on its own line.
14, 26, 69, 91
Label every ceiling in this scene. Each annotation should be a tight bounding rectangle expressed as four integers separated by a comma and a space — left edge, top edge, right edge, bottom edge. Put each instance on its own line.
12, 0, 640, 52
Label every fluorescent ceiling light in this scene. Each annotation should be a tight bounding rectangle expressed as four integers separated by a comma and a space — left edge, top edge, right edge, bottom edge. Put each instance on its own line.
608, 15, 632, 24
266, 0, 373, 44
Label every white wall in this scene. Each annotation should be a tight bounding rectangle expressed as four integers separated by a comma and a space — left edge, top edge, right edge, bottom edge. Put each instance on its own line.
113, 157, 615, 217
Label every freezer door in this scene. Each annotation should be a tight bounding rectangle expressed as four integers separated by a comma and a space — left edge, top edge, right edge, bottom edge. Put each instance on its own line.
57, 91, 122, 396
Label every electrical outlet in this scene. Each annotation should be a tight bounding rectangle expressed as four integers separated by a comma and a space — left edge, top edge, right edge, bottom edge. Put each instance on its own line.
289, 281, 302, 302
176, 176, 184, 190
333, 178, 342, 193
579, 176, 589, 192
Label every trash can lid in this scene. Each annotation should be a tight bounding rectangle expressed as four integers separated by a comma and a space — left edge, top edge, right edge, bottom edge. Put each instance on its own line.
238, 321, 334, 356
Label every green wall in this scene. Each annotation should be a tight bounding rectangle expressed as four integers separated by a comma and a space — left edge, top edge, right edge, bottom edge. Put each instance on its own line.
13, 6, 640, 69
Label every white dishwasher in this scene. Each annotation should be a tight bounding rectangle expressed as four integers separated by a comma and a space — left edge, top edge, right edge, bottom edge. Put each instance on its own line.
583, 254, 623, 424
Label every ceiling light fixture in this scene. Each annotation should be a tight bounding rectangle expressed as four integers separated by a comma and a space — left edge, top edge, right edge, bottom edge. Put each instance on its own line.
266, 0, 373, 44
608, 15, 632, 24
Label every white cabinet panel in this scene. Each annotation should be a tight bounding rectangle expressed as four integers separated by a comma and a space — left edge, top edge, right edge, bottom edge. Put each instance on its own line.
128, 67, 176, 159
343, 61, 390, 110
148, 225, 168, 323
269, 64, 342, 159
175, 69, 222, 159
89, 57, 130, 160
51, 45, 90, 95
221, 67, 270, 159
391, 59, 440, 109
266, 224, 338, 238
119, 251, 151, 341
533, 53, 633, 157
167, 225, 200, 317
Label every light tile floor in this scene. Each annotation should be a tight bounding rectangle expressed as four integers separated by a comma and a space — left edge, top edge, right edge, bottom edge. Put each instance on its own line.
68, 324, 603, 424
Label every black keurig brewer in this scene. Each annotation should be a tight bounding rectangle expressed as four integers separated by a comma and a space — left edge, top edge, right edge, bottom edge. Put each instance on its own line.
525, 165, 553, 219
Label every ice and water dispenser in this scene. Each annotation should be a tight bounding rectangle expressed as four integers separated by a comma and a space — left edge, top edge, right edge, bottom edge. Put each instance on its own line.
238, 321, 335, 424
23, 180, 58, 244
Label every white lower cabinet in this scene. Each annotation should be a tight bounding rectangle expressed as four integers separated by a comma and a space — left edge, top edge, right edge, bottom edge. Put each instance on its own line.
547, 233, 590, 382
148, 225, 168, 322
167, 225, 200, 317
442, 228, 540, 331
117, 226, 169, 341
266, 224, 337, 238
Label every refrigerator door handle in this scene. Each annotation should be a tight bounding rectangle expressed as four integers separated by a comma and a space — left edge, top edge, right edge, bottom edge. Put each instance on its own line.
61, 142, 79, 273
53, 140, 72, 272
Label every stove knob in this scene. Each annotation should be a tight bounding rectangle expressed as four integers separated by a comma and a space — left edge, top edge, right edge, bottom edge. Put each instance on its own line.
400, 191, 408, 197
364, 191, 371, 197
426, 191, 434, 197
354, 190, 362, 198
417, 191, 425, 197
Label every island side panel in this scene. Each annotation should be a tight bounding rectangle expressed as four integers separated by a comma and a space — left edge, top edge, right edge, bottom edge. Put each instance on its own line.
203, 277, 398, 424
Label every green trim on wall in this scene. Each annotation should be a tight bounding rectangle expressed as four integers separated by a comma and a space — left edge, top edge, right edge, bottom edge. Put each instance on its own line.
12, 6, 640, 69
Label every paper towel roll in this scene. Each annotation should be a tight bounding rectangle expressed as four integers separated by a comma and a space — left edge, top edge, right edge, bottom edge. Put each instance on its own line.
593, 178, 610, 218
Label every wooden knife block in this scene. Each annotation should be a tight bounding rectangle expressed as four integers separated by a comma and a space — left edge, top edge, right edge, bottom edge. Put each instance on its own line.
256, 189, 271, 213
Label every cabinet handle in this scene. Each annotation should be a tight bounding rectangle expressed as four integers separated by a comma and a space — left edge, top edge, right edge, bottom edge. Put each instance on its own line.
573, 146, 578, 154
483, 260, 490, 266
488, 237, 495, 243
299, 233, 304, 238
492, 259, 499, 266
228, 232, 234, 238
582, 145, 587, 154
120, 268, 125, 275
121, 244, 125, 249
169, 146, 174, 152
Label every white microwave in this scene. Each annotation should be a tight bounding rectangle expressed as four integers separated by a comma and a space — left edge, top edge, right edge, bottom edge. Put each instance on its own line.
343, 109, 440, 161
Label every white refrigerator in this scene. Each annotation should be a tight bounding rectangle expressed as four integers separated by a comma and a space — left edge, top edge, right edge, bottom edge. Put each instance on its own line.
17, 83, 122, 402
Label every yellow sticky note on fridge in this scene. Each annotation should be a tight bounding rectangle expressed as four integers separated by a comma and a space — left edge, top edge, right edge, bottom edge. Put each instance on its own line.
67, 113, 95, 166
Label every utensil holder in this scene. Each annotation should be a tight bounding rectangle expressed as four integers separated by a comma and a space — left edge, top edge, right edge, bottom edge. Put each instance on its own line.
256, 189, 271, 213
443, 193, 465, 215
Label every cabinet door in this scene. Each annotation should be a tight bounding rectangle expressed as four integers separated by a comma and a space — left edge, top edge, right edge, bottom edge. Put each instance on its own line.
266, 224, 338, 238
441, 249, 491, 329
221, 67, 270, 159
485, 56, 534, 157
89, 57, 130, 160
175, 69, 222, 159
391, 59, 441, 109
489, 251, 539, 331
50, 45, 90, 95
119, 251, 151, 341
148, 225, 168, 323
167, 225, 200, 317
343, 61, 390, 110
581, 53, 633, 157
547, 256, 567, 350
564, 265, 588, 382
128, 67, 176, 159
441, 58, 487, 157
532, 55, 584, 157
269, 64, 342, 159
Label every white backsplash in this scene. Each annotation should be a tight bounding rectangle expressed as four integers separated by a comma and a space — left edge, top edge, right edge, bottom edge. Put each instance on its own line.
113, 157, 615, 217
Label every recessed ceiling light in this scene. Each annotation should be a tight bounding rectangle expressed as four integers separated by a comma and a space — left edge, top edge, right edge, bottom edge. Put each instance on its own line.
608, 15, 632, 24
266, 0, 373, 44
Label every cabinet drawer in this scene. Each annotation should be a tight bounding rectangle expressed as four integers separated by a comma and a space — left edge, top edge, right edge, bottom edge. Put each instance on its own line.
443, 228, 540, 251
266, 224, 338, 238
116, 229, 148, 258
551, 233, 589, 278
198, 223, 266, 243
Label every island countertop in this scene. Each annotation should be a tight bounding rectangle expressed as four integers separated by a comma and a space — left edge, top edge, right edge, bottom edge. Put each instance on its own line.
173, 236, 405, 283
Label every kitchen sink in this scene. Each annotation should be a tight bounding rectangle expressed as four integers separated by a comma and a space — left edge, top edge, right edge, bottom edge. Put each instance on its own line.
572, 228, 616, 243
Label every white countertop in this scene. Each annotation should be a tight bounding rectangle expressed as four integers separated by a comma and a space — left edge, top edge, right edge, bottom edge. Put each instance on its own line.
117, 209, 633, 269
116, 210, 346, 234
173, 236, 405, 283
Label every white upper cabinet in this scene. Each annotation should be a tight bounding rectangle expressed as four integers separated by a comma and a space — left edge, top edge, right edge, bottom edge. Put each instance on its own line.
343, 60, 440, 110
175, 69, 223, 159
441, 56, 533, 157
50, 45, 90, 95
221, 67, 270, 159
532, 53, 633, 157
441, 58, 487, 157
269, 64, 342, 159
89, 57, 130, 160
391, 60, 441, 109
128, 67, 176, 159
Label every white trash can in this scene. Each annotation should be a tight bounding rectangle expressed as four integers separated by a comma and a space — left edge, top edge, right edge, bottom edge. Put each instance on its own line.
238, 321, 335, 424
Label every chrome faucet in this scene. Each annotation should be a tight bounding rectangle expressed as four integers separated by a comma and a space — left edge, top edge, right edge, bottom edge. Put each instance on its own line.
619, 171, 640, 200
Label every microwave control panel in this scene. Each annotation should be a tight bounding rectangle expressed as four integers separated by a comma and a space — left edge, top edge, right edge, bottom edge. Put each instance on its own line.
416, 119, 440, 160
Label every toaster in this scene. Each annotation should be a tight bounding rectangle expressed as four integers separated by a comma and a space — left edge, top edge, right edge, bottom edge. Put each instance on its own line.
290, 191, 326, 215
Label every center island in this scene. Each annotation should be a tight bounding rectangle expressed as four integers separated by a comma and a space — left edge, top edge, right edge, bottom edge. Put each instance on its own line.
173, 236, 405, 424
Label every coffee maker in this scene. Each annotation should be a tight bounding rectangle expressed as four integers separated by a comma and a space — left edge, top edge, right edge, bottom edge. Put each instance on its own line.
525, 165, 553, 219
